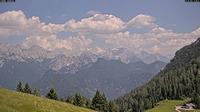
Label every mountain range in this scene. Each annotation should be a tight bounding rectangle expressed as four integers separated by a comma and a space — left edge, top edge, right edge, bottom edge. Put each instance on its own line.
0, 43, 167, 99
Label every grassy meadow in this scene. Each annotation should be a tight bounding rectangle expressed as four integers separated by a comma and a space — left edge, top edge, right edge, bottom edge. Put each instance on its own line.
0, 88, 95, 112
146, 99, 200, 112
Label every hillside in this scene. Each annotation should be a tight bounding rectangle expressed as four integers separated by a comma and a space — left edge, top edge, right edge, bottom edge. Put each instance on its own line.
165, 38, 200, 70
0, 88, 95, 112
115, 38, 200, 112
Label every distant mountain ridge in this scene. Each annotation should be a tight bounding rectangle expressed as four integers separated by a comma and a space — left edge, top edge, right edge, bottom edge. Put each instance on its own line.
0, 56, 166, 99
35, 58, 166, 99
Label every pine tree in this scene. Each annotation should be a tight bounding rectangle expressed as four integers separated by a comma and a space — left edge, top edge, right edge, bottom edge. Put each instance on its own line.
23, 83, 32, 94
73, 93, 84, 107
102, 93, 109, 111
46, 88, 58, 100
16, 81, 23, 92
92, 90, 102, 110
92, 90, 108, 111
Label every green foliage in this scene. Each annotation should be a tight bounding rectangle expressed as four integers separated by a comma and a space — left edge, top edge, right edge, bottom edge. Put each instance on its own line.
192, 93, 200, 109
73, 93, 85, 107
23, 83, 32, 94
66, 93, 91, 108
16, 81, 23, 92
16, 82, 41, 97
91, 90, 109, 111
0, 88, 95, 112
46, 88, 58, 100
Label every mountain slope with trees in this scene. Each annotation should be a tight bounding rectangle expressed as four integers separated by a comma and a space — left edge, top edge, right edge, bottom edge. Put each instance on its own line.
115, 38, 200, 112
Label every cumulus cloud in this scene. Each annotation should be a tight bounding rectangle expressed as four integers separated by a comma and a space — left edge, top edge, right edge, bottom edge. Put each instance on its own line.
0, 10, 64, 38
191, 27, 200, 36
0, 10, 200, 58
22, 35, 92, 51
105, 27, 198, 56
127, 14, 157, 29
65, 13, 125, 34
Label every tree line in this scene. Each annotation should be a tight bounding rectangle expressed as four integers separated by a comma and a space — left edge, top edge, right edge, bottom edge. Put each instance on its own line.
16, 82, 40, 96
16, 82, 117, 112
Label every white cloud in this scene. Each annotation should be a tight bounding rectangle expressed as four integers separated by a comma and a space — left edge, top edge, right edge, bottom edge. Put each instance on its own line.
65, 13, 125, 34
0, 10, 64, 38
127, 14, 157, 29
150, 27, 172, 34
104, 27, 199, 56
191, 27, 200, 36
22, 35, 92, 51
0, 10, 200, 58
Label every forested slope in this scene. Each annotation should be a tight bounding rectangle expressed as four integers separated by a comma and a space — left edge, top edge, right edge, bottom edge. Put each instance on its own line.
115, 38, 200, 112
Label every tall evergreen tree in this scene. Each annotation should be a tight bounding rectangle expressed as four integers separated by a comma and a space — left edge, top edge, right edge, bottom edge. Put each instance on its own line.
23, 83, 32, 94
92, 90, 108, 111
46, 88, 58, 100
73, 93, 84, 107
16, 81, 23, 92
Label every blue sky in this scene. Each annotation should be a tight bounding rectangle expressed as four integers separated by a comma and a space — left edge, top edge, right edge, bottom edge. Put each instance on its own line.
0, 0, 200, 57
1, 0, 200, 32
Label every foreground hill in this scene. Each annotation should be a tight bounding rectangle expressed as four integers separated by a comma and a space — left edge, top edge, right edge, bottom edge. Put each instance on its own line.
0, 88, 95, 112
115, 38, 200, 111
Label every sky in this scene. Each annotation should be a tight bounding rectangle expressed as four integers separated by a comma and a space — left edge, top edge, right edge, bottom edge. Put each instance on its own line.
0, 0, 200, 57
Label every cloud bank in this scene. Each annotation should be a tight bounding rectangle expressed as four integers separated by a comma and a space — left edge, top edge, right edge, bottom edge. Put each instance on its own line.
0, 10, 200, 57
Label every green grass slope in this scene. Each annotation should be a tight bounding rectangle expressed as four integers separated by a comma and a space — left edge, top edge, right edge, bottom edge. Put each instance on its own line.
0, 88, 95, 112
146, 99, 200, 112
